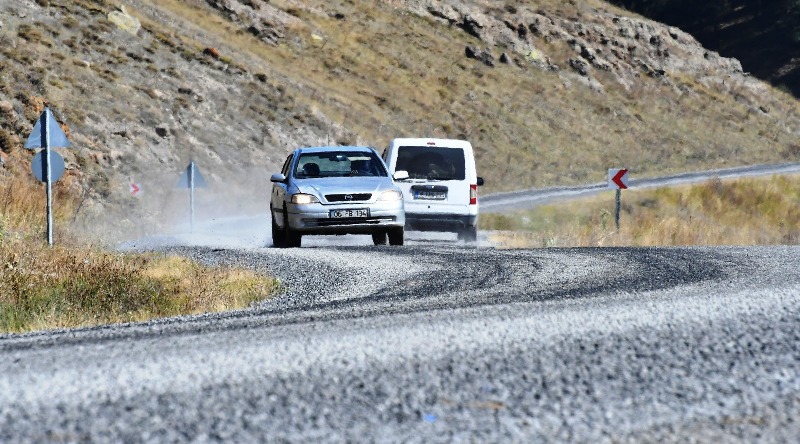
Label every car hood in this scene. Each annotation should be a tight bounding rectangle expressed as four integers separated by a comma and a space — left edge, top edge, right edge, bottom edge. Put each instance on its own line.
294, 177, 396, 196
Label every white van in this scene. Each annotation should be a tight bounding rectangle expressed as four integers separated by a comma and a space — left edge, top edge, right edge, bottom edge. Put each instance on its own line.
383, 138, 484, 242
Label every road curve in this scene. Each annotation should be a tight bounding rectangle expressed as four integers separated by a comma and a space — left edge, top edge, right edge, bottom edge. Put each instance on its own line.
481, 162, 800, 213
1, 244, 799, 442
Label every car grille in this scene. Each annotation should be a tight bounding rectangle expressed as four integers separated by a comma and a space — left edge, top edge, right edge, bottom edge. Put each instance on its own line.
325, 193, 372, 202
304, 216, 396, 227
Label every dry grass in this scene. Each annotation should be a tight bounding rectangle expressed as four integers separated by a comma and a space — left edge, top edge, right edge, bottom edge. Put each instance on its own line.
0, 240, 279, 333
484, 175, 800, 248
0, 169, 279, 334
0, 159, 78, 237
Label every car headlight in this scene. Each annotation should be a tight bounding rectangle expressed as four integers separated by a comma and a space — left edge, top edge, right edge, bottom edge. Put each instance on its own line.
378, 190, 403, 201
291, 193, 320, 204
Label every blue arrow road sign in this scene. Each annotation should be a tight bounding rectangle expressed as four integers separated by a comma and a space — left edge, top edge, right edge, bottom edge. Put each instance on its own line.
25, 108, 71, 149
177, 162, 208, 188
31, 150, 65, 182
177, 161, 207, 233
24, 107, 71, 246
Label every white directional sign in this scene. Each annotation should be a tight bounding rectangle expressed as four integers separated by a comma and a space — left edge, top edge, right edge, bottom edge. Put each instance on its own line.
608, 168, 629, 190
608, 168, 630, 231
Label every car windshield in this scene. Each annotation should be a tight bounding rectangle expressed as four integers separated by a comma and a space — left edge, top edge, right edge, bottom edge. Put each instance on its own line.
395, 146, 465, 180
295, 151, 387, 178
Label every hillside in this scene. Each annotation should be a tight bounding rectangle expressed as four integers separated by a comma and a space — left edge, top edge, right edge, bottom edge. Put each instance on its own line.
2, 0, 800, 243
607, 0, 800, 96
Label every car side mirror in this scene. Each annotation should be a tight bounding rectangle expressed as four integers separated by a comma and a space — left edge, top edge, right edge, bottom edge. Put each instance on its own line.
477, 177, 485, 186
270, 173, 287, 183
393, 170, 409, 181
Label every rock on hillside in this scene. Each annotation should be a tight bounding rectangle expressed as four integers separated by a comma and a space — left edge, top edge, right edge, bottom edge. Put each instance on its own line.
412, 1, 762, 101
207, 0, 797, 159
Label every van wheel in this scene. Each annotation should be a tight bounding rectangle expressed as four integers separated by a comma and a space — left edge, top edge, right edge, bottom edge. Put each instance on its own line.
372, 231, 388, 245
388, 227, 404, 246
271, 208, 285, 248
461, 226, 478, 243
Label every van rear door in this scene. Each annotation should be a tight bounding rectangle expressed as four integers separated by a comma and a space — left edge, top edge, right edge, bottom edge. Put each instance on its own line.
391, 142, 471, 215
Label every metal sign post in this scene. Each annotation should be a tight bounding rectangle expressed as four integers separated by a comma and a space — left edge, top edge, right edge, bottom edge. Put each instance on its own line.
25, 108, 71, 246
189, 160, 195, 233
608, 168, 629, 232
45, 137, 52, 244
177, 161, 208, 234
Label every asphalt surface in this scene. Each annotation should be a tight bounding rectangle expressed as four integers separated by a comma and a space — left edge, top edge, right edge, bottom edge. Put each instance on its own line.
1, 240, 799, 442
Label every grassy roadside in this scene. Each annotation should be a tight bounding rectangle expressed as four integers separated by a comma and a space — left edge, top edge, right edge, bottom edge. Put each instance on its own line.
483, 175, 800, 248
0, 172, 279, 334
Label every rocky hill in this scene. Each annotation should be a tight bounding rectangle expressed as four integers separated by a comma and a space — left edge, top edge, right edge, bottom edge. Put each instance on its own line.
1, 0, 799, 242
606, 0, 800, 97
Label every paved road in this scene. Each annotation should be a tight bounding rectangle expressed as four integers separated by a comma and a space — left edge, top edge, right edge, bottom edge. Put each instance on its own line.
1, 244, 799, 442
481, 162, 800, 213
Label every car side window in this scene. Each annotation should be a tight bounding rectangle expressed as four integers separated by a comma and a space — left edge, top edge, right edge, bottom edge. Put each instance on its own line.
280, 154, 293, 176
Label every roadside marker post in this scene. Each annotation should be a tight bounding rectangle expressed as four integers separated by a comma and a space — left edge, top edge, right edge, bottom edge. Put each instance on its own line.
24, 108, 71, 246
608, 168, 629, 231
176, 161, 208, 233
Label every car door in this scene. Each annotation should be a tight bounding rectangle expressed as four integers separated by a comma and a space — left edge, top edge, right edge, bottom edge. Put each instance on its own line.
271, 154, 294, 227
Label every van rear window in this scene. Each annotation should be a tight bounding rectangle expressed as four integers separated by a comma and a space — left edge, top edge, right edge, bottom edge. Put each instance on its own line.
395, 146, 465, 180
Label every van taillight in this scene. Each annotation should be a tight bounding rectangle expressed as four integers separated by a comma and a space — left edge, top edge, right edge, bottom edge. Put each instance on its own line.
470, 184, 477, 205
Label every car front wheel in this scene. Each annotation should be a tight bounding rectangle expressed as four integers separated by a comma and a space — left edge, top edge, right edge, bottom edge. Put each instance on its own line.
388, 227, 404, 246
283, 208, 302, 248
271, 208, 285, 248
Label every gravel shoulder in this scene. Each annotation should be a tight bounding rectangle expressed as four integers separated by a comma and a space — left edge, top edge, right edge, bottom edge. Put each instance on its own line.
1, 244, 799, 442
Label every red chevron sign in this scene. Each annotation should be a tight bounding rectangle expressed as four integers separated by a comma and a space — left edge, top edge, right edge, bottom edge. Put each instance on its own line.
608, 169, 629, 189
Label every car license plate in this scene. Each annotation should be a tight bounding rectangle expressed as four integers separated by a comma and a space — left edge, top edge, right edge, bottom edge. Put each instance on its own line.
329, 208, 369, 218
414, 191, 447, 200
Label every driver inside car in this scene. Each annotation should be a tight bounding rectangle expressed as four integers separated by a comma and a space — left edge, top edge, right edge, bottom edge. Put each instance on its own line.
349, 159, 372, 176
301, 162, 320, 177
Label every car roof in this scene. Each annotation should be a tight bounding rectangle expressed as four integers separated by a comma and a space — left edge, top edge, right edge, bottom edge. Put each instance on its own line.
296, 146, 376, 154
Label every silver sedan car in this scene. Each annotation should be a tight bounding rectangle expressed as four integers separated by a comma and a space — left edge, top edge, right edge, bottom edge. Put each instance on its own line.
270, 146, 409, 248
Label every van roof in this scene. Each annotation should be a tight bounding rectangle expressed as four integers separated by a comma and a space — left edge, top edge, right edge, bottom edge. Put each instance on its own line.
390, 138, 473, 149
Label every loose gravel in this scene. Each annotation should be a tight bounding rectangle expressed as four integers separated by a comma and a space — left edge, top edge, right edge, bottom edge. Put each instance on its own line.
1, 244, 799, 442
